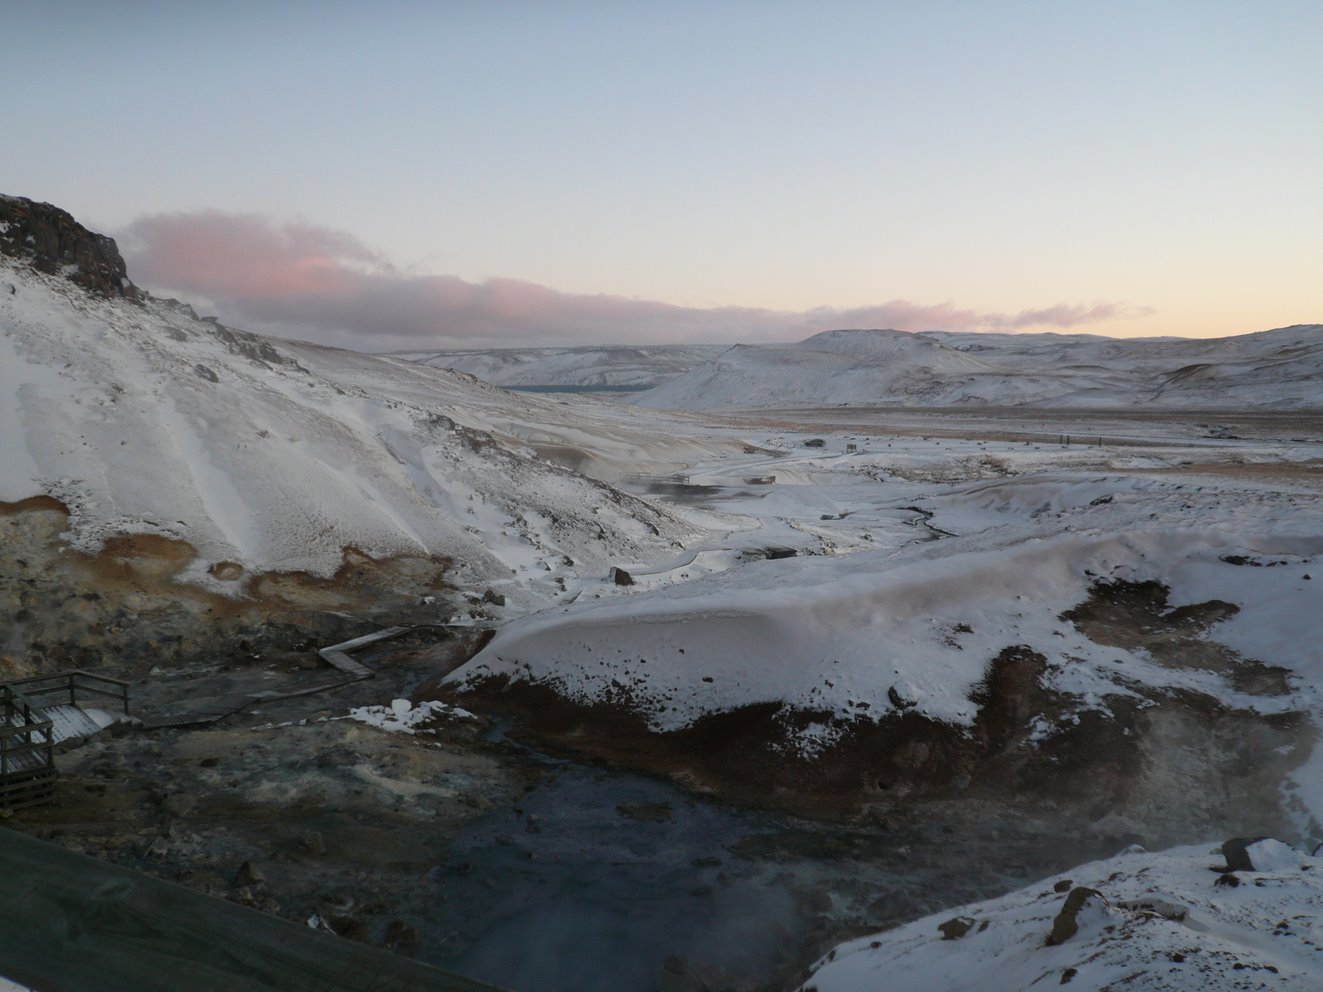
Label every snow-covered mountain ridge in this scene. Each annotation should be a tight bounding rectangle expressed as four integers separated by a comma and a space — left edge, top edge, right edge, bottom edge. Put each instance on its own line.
629, 326, 1323, 411
394, 344, 724, 388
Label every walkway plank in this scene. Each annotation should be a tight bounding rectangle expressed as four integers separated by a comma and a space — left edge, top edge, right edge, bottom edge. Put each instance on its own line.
319, 625, 415, 681
0, 827, 504, 992
322, 625, 413, 655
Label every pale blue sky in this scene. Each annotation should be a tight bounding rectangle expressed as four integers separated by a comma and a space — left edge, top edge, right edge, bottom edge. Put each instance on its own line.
4, 1, 1320, 346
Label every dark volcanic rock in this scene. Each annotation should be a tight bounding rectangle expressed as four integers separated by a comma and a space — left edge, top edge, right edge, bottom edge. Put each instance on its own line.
1221, 836, 1268, 872
0, 194, 141, 300
938, 915, 975, 940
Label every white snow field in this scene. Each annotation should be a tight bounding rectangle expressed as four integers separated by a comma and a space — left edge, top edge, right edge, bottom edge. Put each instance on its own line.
627, 326, 1323, 411
802, 841, 1323, 992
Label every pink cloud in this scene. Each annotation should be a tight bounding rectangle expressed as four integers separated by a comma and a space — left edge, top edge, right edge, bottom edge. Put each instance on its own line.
122, 211, 379, 299
119, 211, 1153, 351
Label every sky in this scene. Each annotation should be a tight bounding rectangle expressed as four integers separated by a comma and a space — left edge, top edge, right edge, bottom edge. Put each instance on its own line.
4, 0, 1320, 351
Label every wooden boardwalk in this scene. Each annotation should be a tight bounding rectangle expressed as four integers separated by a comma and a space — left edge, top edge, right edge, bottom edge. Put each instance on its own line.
139, 626, 414, 728
0, 827, 504, 992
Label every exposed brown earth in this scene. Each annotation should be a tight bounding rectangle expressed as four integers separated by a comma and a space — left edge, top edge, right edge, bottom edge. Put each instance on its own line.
1, 495, 464, 682
1062, 578, 1294, 696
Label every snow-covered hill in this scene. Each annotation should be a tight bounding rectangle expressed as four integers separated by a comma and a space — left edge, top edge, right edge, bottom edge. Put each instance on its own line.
395, 344, 723, 389
1, 228, 703, 604
803, 840, 1323, 992
629, 326, 1323, 411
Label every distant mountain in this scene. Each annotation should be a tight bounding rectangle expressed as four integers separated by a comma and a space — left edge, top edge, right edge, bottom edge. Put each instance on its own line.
395, 344, 725, 389
629, 326, 1323, 410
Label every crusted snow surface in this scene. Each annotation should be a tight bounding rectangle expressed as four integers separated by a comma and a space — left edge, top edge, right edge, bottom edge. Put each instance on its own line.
0, 256, 707, 598
802, 842, 1323, 992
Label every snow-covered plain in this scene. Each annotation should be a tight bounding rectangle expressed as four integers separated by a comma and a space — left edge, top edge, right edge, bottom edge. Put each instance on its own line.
802, 841, 1323, 992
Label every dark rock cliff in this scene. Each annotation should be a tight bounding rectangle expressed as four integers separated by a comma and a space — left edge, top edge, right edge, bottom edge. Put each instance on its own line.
0, 193, 141, 300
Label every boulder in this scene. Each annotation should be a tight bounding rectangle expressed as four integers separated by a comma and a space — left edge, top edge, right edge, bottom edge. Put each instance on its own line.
1221, 836, 1268, 872
938, 916, 976, 940
1046, 886, 1105, 946
234, 860, 266, 887
888, 680, 923, 710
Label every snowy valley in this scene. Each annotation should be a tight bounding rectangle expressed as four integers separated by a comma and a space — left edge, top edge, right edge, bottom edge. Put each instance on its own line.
2, 196, 1323, 992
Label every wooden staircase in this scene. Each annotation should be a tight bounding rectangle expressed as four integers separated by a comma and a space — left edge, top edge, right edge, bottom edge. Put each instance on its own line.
1, 683, 56, 810
0, 671, 131, 811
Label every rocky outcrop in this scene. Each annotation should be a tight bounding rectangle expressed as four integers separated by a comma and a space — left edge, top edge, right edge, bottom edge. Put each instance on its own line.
0, 194, 141, 300
1045, 886, 1105, 945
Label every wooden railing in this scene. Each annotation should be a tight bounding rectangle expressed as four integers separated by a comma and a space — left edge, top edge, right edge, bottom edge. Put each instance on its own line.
5, 670, 130, 715
0, 683, 55, 781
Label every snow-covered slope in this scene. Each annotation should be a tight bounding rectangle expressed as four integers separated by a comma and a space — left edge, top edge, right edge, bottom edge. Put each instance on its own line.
803, 840, 1323, 992
395, 344, 723, 388
450, 474, 1322, 736
0, 254, 702, 597
629, 326, 1323, 411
